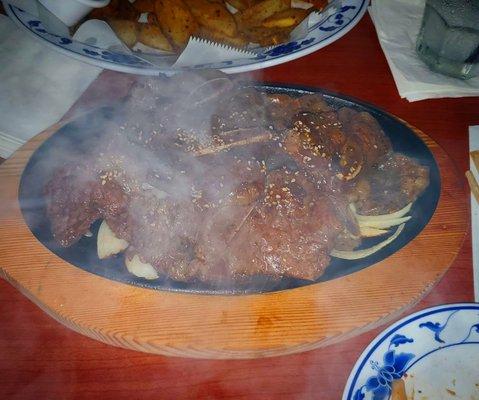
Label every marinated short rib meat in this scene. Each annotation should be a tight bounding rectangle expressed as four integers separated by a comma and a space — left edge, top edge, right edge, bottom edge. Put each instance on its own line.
283, 111, 350, 189
337, 108, 391, 168
44, 162, 129, 247
226, 170, 343, 281
211, 88, 270, 133
43, 76, 430, 285
350, 153, 430, 215
121, 193, 202, 282
284, 106, 392, 187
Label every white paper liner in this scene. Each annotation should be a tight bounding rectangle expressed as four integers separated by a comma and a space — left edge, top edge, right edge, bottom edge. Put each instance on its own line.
173, 36, 255, 68
73, 19, 130, 52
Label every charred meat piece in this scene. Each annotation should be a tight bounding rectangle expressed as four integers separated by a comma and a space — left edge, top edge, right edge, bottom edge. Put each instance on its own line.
226, 170, 343, 281
264, 93, 302, 130
44, 163, 129, 247
211, 87, 269, 132
122, 193, 201, 282
337, 107, 391, 168
283, 111, 344, 189
351, 153, 430, 215
283, 102, 392, 185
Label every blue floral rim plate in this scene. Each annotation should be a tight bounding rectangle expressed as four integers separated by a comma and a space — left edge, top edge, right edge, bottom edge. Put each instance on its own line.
5, 0, 368, 74
343, 303, 479, 400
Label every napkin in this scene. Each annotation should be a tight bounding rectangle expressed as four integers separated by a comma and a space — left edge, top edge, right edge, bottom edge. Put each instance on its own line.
0, 12, 101, 159
369, 0, 479, 102
470, 126, 479, 302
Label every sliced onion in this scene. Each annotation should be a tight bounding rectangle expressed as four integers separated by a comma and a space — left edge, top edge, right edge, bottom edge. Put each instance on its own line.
125, 255, 159, 280
331, 223, 405, 260
97, 220, 128, 259
359, 215, 411, 229
350, 202, 413, 222
360, 226, 390, 238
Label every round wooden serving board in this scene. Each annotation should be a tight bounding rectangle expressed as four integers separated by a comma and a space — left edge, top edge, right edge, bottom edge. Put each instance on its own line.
0, 121, 467, 359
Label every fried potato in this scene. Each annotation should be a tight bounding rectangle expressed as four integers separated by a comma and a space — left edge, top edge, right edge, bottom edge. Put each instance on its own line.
262, 8, 309, 28
185, 0, 237, 37
391, 379, 407, 400
242, 25, 293, 46
291, 0, 314, 9
236, 0, 290, 29
224, 0, 251, 11
155, 0, 199, 49
108, 19, 139, 47
197, 27, 248, 48
132, 0, 156, 13
147, 12, 158, 25
138, 23, 173, 51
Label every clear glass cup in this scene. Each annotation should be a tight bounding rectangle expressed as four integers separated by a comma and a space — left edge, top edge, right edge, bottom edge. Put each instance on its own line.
415, 0, 479, 80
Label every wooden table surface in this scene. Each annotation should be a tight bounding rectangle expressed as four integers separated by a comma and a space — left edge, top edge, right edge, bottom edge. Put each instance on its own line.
1, 13, 478, 400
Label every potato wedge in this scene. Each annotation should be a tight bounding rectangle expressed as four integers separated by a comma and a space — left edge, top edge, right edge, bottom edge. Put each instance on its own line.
262, 8, 309, 28
97, 220, 128, 259
147, 12, 158, 25
236, 0, 290, 28
133, 0, 156, 13
224, 0, 250, 11
125, 255, 159, 280
391, 379, 407, 400
155, 0, 199, 49
138, 23, 173, 51
197, 27, 248, 48
108, 19, 139, 47
185, 0, 237, 37
291, 0, 314, 9
242, 25, 293, 46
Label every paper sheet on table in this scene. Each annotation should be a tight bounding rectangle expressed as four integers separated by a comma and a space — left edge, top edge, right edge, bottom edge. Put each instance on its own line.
0, 14, 101, 158
469, 126, 479, 302
369, 0, 479, 102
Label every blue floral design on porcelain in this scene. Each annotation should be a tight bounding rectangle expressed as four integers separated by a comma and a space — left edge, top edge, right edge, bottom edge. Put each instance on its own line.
100, 51, 149, 65
420, 310, 479, 344
353, 335, 415, 400
8, 1, 366, 71
346, 306, 479, 400
10, 5, 155, 69
259, 38, 316, 58
319, 5, 356, 32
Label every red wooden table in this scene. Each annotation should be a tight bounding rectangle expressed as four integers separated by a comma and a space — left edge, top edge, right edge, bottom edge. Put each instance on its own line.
1, 13, 478, 400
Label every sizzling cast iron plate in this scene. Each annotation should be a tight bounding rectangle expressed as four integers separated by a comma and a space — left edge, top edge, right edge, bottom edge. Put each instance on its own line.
18, 85, 441, 294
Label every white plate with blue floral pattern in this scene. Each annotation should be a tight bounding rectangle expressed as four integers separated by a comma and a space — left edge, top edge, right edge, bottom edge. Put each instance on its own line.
343, 303, 479, 400
5, 0, 368, 75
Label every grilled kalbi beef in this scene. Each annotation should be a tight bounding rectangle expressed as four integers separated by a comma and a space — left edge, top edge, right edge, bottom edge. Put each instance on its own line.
44, 75, 430, 284
349, 154, 430, 215
45, 162, 129, 247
